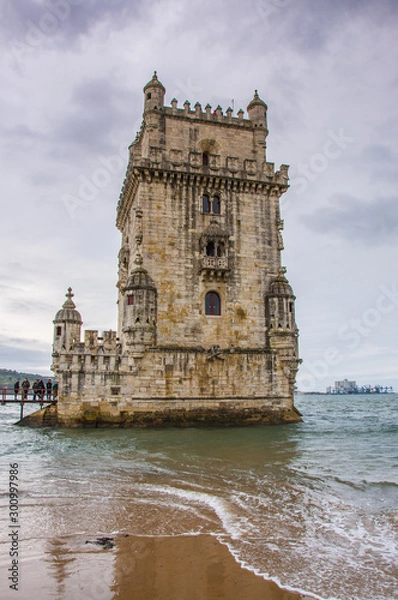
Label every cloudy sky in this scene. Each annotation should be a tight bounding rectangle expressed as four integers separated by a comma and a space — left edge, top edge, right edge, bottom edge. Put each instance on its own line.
1, 0, 397, 391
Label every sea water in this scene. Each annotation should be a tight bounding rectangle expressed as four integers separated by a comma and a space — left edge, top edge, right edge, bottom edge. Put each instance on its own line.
0, 394, 396, 600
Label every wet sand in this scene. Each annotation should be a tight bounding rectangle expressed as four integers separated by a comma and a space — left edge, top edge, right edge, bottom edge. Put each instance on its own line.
112, 534, 305, 600
3, 533, 309, 600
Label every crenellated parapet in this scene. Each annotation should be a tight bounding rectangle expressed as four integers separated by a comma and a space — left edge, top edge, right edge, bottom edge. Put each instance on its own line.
116, 72, 289, 231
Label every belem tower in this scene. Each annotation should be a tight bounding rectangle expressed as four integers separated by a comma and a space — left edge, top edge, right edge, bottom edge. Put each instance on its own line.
48, 73, 301, 427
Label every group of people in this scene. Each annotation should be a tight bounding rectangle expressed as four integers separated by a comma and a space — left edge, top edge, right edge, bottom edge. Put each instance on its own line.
13, 379, 58, 401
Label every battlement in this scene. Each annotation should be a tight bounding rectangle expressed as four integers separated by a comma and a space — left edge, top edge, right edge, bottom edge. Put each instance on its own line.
163, 101, 252, 128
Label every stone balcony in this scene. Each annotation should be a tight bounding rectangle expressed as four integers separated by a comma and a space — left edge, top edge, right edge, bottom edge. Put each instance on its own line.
200, 256, 229, 280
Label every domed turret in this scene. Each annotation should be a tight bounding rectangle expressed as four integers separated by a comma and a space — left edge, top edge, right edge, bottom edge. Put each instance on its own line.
266, 268, 296, 333
270, 267, 294, 297
247, 89, 268, 158
124, 269, 156, 291
247, 90, 268, 127
53, 288, 82, 354
122, 269, 157, 356
143, 71, 165, 113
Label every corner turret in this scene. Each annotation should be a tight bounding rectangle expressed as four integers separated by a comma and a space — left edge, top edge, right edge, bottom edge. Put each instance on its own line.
247, 90, 268, 127
52, 288, 82, 355
122, 268, 157, 357
247, 90, 268, 159
143, 71, 165, 113
265, 268, 297, 334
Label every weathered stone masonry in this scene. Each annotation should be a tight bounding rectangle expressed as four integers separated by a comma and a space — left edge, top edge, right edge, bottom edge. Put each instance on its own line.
49, 73, 301, 427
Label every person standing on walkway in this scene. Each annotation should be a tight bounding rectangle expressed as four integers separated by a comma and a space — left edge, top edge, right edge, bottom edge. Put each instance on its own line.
14, 380, 20, 399
46, 379, 52, 400
21, 378, 30, 400
38, 380, 45, 402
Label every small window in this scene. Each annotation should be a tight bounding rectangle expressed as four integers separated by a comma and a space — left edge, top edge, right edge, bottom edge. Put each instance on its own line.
206, 241, 215, 256
212, 195, 220, 214
147, 92, 152, 99
217, 242, 225, 257
127, 294, 135, 305
56, 326, 62, 336
289, 302, 293, 313
202, 152, 209, 166
205, 291, 221, 316
202, 194, 210, 213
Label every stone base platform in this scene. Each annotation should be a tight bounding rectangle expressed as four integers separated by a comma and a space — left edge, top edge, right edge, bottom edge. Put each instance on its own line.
17, 398, 302, 428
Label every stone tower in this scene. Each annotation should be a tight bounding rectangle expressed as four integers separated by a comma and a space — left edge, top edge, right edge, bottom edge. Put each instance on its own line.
50, 73, 301, 427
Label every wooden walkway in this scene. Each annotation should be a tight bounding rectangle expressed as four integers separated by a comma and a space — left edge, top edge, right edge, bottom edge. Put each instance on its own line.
1, 388, 57, 420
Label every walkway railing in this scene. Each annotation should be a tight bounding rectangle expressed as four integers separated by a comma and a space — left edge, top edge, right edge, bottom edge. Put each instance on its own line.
0, 387, 57, 420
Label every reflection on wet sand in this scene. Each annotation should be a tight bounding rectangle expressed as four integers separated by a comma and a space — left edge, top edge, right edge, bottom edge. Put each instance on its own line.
28, 533, 306, 600
112, 534, 304, 600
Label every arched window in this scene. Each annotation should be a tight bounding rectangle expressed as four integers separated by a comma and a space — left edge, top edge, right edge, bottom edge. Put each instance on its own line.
205, 291, 221, 315
202, 194, 210, 213
202, 152, 209, 166
212, 195, 220, 214
206, 241, 215, 256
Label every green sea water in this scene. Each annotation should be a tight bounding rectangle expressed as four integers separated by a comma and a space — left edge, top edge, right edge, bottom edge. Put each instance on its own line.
0, 394, 397, 599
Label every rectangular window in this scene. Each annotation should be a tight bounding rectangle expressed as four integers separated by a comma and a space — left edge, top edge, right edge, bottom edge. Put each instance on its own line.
127, 295, 135, 305
202, 195, 210, 213
212, 196, 220, 214
56, 326, 62, 336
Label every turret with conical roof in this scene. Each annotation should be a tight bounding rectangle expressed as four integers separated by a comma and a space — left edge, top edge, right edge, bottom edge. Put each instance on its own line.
143, 71, 165, 113
142, 71, 166, 150
52, 288, 82, 355
122, 268, 157, 356
266, 268, 297, 337
247, 90, 268, 158
247, 89, 267, 121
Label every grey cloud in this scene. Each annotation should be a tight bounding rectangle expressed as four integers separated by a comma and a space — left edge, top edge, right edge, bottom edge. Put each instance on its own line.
53, 113, 114, 151
360, 144, 395, 162
50, 77, 134, 154
2, 0, 148, 48
353, 144, 398, 186
302, 194, 398, 244
1, 124, 45, 149
5, 299, 55, 315
0, 340, 51, 372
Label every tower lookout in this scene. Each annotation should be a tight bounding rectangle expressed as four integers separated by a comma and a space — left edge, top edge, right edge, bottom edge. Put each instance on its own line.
50, 74, 301, 427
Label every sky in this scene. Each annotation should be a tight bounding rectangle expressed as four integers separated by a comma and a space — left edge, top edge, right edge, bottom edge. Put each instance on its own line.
1, 0, 398, 392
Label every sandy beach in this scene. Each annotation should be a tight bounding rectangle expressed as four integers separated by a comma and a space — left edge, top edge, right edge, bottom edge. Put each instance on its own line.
111, 533, 305, 600
4, 533, 307, 600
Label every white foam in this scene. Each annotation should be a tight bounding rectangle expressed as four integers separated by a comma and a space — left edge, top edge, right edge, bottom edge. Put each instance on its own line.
135, 483, 243, 538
